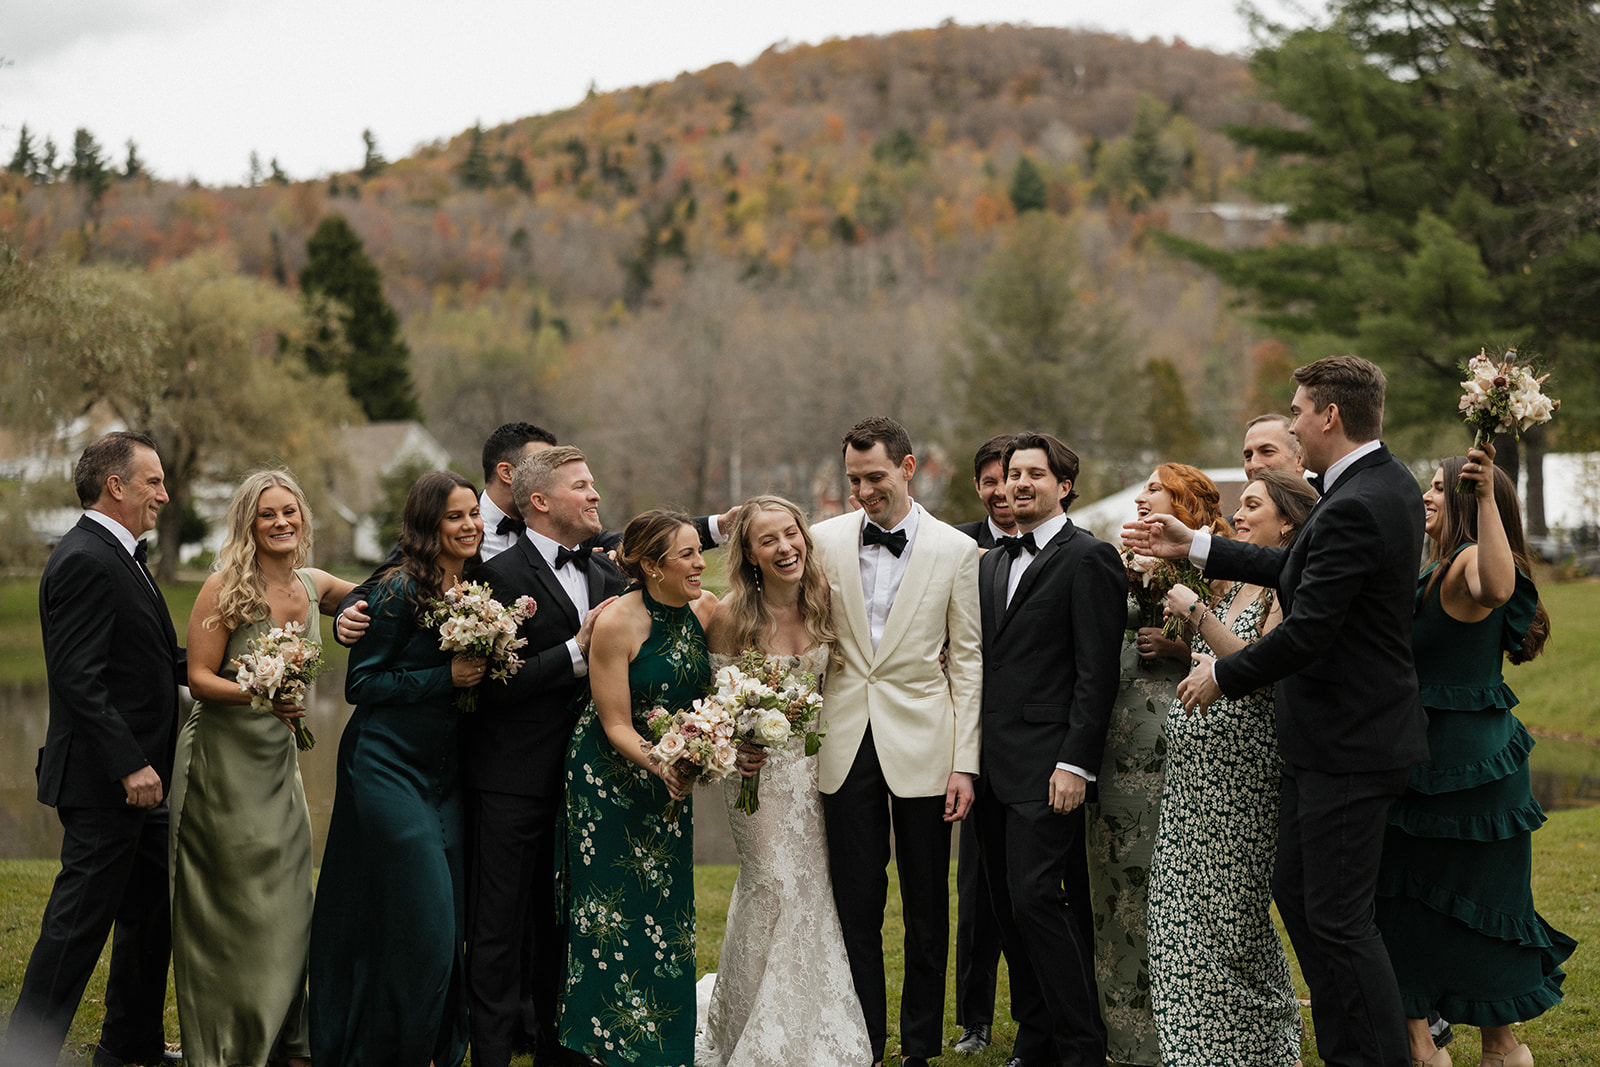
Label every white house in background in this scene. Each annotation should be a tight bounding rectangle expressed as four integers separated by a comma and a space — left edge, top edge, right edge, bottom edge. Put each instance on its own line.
328, 421, 453, 562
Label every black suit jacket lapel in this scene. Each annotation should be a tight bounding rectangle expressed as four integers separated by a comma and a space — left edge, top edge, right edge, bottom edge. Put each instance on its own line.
515, 537, 582, 631
996, 520, 1074, 637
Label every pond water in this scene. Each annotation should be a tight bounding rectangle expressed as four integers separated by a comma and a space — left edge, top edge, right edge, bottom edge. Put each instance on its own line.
3, 671, 1595, 863
0, 669, 741, 865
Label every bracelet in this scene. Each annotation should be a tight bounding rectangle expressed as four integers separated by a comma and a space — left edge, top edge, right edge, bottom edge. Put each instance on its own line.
1186, 601, 1200, 615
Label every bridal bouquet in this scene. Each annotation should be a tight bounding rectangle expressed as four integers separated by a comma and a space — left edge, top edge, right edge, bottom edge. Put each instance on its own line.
641, 698, 739, 823
710, 648, 828, 815
1456, 347, 1559, 493
233, 620, 327, 750
1122, 548, 1212, 644
420, 581, 537, 712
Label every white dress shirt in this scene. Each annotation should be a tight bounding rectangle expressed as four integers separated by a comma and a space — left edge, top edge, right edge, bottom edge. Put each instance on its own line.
526, 528, 592, 677
84, 509, 158, 596
478, 491, 520, 562
985, 518, 1012, 543
1003, 513, 1095, 783
858, 502, 920, 650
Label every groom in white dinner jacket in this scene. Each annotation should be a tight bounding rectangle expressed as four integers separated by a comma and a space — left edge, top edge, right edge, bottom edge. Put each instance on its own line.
812, 416, 984, 1067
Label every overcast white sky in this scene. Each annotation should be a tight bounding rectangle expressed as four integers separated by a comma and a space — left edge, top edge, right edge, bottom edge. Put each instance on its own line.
1, 0, 1315, 188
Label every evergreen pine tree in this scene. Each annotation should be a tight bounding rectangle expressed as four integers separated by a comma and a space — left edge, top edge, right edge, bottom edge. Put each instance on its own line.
457, 124, 494, 189
727, 92, 752, 132
39, 137, 59, 182
1008, 156, 1048, 214
248, 151, 264, 187
8, 124, 37, 178
269, 158, 289, 185
359, 129, 387, 179
123, 139, 144, 180
299, 215, 422, 421
69, 128, 112, 222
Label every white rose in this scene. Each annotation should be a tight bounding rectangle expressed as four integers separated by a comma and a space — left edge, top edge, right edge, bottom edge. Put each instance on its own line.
654, 732, 686, 763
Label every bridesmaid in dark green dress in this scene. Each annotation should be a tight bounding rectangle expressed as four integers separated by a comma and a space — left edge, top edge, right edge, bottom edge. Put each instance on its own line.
310, 471, 491, 1067
176, 471, 353, 1067
561, 511, 717, 1067
1377, 446, 1575, 1067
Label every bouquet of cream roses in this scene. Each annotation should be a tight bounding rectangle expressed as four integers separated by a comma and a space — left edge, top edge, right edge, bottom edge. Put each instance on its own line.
234, 620, 327, 750
420, 581, 537, 712
1456, 347, 1559, 493
1122, 548, 1211, 644
709, 648, 828, 815
640, 698, 739, 822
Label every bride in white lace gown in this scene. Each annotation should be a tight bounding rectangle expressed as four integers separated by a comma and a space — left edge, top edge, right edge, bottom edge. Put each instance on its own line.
699, 496, 871, 1067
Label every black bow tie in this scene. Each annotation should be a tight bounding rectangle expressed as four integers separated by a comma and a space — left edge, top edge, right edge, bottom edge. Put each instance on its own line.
1305, 473, 1323, 497
496, 515, 526, 537
134, 539, 150, 565
996, 532, 1038, 559
555, 545, 591, 572
862, 524, 907, 557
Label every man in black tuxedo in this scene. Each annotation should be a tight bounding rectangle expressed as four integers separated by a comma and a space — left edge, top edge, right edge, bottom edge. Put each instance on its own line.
948, 433, 1015, 1055
2, 432, 183, 1067
1127, 356, 1428, 1067
462, 445, 628, 1067
974, 432, 1125, 1067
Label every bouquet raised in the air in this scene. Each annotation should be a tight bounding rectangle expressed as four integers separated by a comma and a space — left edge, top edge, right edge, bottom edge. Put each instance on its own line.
640, 698, 739, 823
420, 581, 537, 712
234, 620, 327, 751
709, 648, 827, 815
1456, 347, 1559, 493
1122, 548, 1212, 644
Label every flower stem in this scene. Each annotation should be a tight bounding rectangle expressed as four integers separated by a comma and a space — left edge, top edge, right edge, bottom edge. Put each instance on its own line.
1456, 429, 1487, 494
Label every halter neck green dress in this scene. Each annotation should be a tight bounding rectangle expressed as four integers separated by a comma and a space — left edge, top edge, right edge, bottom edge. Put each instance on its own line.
1375, 549, 1575, 1024
560, 588, 711, 1067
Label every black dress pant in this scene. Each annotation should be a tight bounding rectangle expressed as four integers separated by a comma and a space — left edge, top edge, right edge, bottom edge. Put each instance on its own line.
954, 817, 1003, 1029
975, 781, 1104, 1067
1, 804, 171, 1067
1274, 764, 1412, 1067
821, 726, 952, 1063
464, 787, 564, 1067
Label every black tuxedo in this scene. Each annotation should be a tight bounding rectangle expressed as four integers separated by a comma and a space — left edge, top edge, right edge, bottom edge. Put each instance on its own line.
460, 535, 628, 1067
976, 517, 1124, 1066
953, 517, 998, 550
2, 516, 183, 1066
1202, 444, 1425, 1067
951, 516, 1003, 1033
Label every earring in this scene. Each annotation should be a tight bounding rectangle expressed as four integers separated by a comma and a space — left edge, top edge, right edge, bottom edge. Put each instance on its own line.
752, 565, 762, 593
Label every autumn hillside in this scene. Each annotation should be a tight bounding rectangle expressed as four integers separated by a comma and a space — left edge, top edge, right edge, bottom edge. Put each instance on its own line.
1, 23, 1293, 527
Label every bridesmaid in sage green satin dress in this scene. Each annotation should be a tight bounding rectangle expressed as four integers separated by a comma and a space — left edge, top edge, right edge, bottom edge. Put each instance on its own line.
310, 471, 490, 1067
174, 470, 353, 1067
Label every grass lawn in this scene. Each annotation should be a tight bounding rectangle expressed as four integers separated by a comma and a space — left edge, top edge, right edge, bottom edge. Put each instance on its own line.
2, 804, 1594, 1065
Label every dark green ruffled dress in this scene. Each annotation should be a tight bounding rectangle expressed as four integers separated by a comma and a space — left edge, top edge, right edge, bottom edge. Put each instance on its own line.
559, 589, 711, 1066
1374, 550, 1576, 1025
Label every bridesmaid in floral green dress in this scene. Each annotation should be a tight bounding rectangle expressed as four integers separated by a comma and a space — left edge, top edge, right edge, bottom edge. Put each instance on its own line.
1089, 464, 1226, 1066
561, 512, 718, 1066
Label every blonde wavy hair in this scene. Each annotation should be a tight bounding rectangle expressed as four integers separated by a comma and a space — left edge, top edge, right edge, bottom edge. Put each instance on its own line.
722, 496, 837, 663
206, 470, 313, 631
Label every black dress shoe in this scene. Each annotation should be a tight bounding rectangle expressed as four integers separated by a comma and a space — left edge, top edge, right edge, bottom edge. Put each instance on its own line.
953, 1024, 991, 1053
901, 1058, 932, 1067
91, 1047, 182, 1067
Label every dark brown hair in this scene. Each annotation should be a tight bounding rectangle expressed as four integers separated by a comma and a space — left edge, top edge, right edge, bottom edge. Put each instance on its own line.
1249, 469, 1318, 537
74, 430, 158, 507
1292, 356, 1386, 442
394, 470, 479, 600
972, 434, 1015, 481
1003, 431, 1081, 509
1426, 459, 1550, 664
842, 416, 913, 465
617, 509, 697, 585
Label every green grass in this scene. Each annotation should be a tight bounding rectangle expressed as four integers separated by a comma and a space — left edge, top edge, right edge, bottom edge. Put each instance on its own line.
4, 807, 1595, 1064
1510, 579, 1600, 743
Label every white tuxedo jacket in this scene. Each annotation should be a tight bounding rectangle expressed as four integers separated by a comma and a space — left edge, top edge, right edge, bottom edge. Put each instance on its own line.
812, 503, 983, 797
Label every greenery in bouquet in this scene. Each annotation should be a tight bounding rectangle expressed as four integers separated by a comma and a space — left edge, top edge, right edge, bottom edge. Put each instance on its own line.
232, 620, 327, 750
640, 697, 739, 822
712, 647, 828, 815
1122, 548, 1211, 645
1456, 347, 1558, 493
420, 580, 537, 712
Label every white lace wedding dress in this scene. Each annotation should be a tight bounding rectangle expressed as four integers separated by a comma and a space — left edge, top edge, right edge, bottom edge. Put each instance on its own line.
696, 647, 871, 1067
